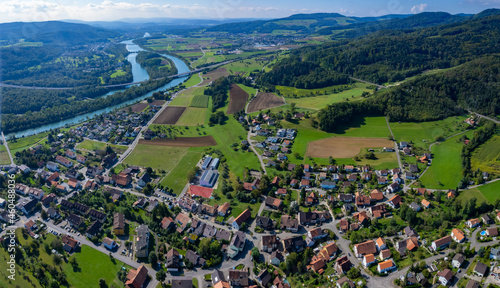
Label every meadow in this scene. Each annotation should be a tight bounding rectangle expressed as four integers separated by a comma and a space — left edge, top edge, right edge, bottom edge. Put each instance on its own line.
189, 95, 209, 108
161, 150, 203, 195
175, 107, 207, 126
477, 180, 500, 204
124, 144, 189, 171
0, 145, 10, 165
170, 86, 205, 106
471, 135, 500, 175
183, 73, 202, 88
8, 131, 50, 155
76, 140, 127, 153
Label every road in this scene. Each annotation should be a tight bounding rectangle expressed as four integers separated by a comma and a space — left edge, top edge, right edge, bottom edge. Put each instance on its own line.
349, 77, 387, 89
244, 89, 267, 175
385, 117, 402, 171
470, 111, 500, 125
1, 132, 14, 165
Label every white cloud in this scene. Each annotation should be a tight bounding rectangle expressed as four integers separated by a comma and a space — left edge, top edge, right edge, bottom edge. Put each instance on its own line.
411, 3, 428, 14
339, 8, 348, 14
0, 0, 283, 23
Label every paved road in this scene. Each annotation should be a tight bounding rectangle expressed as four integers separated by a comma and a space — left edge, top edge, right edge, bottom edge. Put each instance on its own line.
385, 117, 402, 171
470, 111, 500, 125
244, 89, 268, 175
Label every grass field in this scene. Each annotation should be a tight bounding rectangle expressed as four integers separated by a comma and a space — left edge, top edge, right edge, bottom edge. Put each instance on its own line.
175, 107, 207, 126
8, 131, 49, 155
76, 140, 127, 153
284, 84, 371, 110
111, 69, 127, 78
237, 84, 257, 98
124, 144, 189, 171
419, 131, 474, 189
189, 95, 209, 108
457, 187, 488, 204
333, 151, 399, 170
277, 82, 367, 97
471, 135, 500, 175
477, 180, 500, 204
183, 73, 202, 88
161, 150, 203, 195
0, 145, 11, 165
224, 58, 268, 77
170, 86, 205, 106
389, 116, 468, 149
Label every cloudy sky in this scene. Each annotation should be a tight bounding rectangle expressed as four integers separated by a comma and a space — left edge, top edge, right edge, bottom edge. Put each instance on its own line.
0, 0, 499, 23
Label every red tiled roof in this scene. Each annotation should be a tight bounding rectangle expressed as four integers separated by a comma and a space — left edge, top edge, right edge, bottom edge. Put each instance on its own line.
189, 185, 213, 198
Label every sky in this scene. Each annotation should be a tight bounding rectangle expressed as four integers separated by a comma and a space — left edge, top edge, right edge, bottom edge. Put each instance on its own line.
0, 0, 499, 23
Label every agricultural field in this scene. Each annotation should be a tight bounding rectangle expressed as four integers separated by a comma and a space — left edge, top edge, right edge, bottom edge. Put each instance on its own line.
457, 187, 488, 204
189, 95, 209, 108
223, 58, 269, 77
175, 107, 207, 125
389, 116, 468, 149
237, 84, 257, 97
277, 82, 368, 98
139, 135, 216, 147
306, 137, 393, 158
419, 131, 474, 189
471, 135, 500, 175
7, 131, 50, 155
247, 92, 285, 113
0, 145, 11, 165
200, 67, 231, 85
183, 73, 203, 88
161, 150, 204, 195
123, 102, 148, 112
123, 144, 189, 171
476, 180, 500, 203
153, 106, 186, 124
333, 150, 399, 170
170, 86, 205, 106
76, 140, 127, 153
227, 84, 249, 114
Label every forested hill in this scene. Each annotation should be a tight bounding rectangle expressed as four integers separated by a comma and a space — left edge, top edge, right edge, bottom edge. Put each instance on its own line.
0, 21, 118, 45
317, 55, 500, 132
259, 12, 500, 88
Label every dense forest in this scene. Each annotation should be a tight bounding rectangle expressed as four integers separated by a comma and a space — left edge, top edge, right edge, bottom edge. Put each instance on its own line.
262, 12, 500, 87
318, 55, 500, 132
135, 51, 178, 79
204, 77, 230, 112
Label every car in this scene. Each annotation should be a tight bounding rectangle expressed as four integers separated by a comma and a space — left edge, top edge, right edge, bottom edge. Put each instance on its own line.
458, 269, 461, 273
77, 233, 80, 236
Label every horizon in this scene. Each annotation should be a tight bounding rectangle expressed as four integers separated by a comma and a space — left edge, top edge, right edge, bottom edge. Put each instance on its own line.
0, 0, 499, 24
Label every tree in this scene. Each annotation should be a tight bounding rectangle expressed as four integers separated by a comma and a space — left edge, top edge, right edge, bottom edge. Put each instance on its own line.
156, 270, 166, 282
50, 238, 63, 252
99, 278, 107, 288
251, 247, 260, 262
149, 252, 157, 265
347, 267, 360, 279
41, 209, 48, 220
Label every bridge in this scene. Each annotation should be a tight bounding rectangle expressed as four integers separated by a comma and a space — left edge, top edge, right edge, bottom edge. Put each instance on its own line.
0, 60, 233, 90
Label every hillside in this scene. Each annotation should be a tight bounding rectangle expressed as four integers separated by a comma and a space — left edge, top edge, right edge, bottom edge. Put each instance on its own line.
0, 21, 118, 45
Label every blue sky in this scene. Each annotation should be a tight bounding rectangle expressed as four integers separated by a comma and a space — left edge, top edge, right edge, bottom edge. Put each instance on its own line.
0, 0, 498, 23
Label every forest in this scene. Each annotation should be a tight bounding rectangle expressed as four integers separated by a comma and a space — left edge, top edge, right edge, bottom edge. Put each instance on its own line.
135, 51, 178, 79
263, 12, 500, 87
317, 55, 500, 132
204, 77, 230, 112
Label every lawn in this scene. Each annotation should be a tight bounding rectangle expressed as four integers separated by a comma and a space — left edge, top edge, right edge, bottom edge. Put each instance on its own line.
419, 131, 474, 189
124, 144, 189, 171
176, 107, 207, 126
471, 135, 500, 175
0, 145, 10, 165
189, 95, 209, 108
161, 150, 203, 195
76, 140, 127, 153
183, 73, 202, 88
280, 116, 390, 164
477, 180, 500, 204
389, 116, 468, 149
64, 245, 129, 288
7, 131, 50, 154
170, 86, 205, 106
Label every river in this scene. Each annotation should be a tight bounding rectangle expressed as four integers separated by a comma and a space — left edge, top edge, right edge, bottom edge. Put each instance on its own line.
6, 39, 190, 139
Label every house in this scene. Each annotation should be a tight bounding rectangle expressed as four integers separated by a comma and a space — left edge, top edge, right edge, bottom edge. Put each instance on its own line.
379, 249, 391, 260
232, 209, 251, 230
215, 229, 231, 242
395, 237, 419, 256
431, 235, 452, 251
282, 236, 305, 253
387, 182, 400, 193
135, 225, 149, 258
452, 254, 465, 268
300, 179, 310, 189
474, 261, 488, 277
363, 254, 376, 267
338, 193, 354, 203
199, 170, 219, 188
378, 177, 388, 185
482, 214, 493, 224
487, 227, 498, 236
335, 256, 352, 275
55, 155, 73, 168
88, 208, 107, 223
270, 251, 284, 266
355, 194, 371, 207
336, 277, 355, 288
317, 242, 338, 262
369, 204, 388, 219
62, 235, 79, 253
257, 270, 272, 287
451, 228, 465, 243
466, 280, 481, 288
308, 227, 326, 240
137, 173, 151, 188
76, 155, 86, 164
375, 237, 387, 251
447, 189, 456, 199
113, 213, 125, 235
421, 199, 431, 209
370, 190, 384, 202
175, 213, 191, 232
377, 259, 396, 273
339, 219, 349, 233
353, 240, 377, 257
466, 218, 481, 228
280, 215, 299, 232
201, 204, 218, 216
67, 213, 84, 228
387, 195, 402, 208
265, 197, 282, 210
308, 258, 326, 274
171, 277, 193, 288
491, 248, 500, 260
353, 211, 369, 225
103, 237, 117, 250
125, 265, 148, 288
65, 150, 76, 159
47, 207, 60, 219
409, 202, 421, 212
229, 231, 246, 258
217, 202, 230, 216
227, 270, 249, 287
185, 250, 201, 266
86, 221, 102, 238
261, 235, 278, 252
404, 226, 419, 238
437, 269, 454, 286
47, 161, 59, 171
400, 141, 408, 147
211, 270, 225, 285
255, 216, 274, 230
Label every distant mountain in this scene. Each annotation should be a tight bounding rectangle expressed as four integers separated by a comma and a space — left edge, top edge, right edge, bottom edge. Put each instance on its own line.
204, 12, 408, 34
0, 21, 118, 45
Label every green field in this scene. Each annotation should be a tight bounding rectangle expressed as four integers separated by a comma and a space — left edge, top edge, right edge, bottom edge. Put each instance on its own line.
183, 73, 202, 88
111, 69, 126, 78
471, 135, 500, 175
124, 144, 189, 171
223, 58, 268, 77
176, 107, 207, 125
170, 86, 205, 106
189, 95, 209, 108
389, 116, 468, 149
237, 84, 257, 98
277, 82, 368, 98
457, 187, 488, 204
76, 140, 127, 153
330, 149, 399, 170
8, 131, 50, 155
477, 180, 500, 203
161, 150, 203, 195
0, 145, 11, 165
419, 131, 474, 189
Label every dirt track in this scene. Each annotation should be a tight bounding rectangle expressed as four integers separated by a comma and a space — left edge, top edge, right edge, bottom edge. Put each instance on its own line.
152, 106, 186, 124
306, 137, 394, 158
227, 84, 249, 114
247, 92, 285, 113
138, 136, 217, 147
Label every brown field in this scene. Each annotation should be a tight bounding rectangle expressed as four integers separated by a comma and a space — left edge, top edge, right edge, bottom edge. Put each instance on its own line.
124, 103, 148, 112
200, 67, 230, 85
306, 137, 394, 158
150, 100, 166, 106
227, 84, 249, 114
139, 136, 217, 147
247, 92, 285, 113
153, 106, 186, 124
